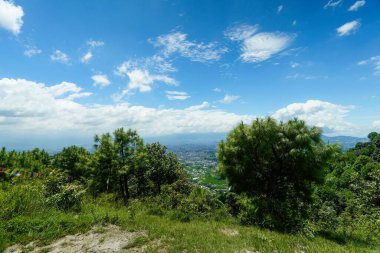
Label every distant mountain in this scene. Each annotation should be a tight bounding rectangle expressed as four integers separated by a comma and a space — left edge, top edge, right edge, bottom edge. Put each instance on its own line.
1, 132, 368, 154
322, 135, 368, 151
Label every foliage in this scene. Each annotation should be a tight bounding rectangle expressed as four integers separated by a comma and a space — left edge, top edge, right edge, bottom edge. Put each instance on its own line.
0, 147, 51, 172
52, 146, 91, 181
218, 117, 335, 231
43, 170, 85, 211
312, 132, 380, 243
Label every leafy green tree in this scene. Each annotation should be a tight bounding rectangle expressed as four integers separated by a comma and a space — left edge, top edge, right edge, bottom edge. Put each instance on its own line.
145, 142, 184, 194
113, 128, 146, 201
53, 146, 91, 180
90, 133, 119, 195
218, 117, 334, 231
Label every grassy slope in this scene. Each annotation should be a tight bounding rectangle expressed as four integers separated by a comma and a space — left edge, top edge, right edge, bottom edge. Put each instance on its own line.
1, 198, 378, 253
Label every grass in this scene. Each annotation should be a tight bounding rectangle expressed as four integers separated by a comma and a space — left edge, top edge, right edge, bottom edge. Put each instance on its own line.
1, 196, 379, 253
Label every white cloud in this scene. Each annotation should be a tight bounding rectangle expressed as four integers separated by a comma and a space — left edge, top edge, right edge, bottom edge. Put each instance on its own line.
277, 5, 283, 13
358, 56, 380, 75
186, 101, 209, 111
66, 92, 92, 100
324, 0, 343, 9
24, 46, 42, 57
50, 50, 70, 64
80, 40, 104, 64
165, 91, 190, 100
272, 100, 356, 135
225, 24, 295, 63
92, 74, 111, 87
115, 57, 177, 97
213, 88, 222, 92
219, 94, 240, 104
337, 20, 361, 36
126, 69, 176, 92
116, 56, 176, 75
0, 78, 253, 136
291, 62, 300, 68
286, 73, 318, 80
87, 40, 104, 48
1, 78, 374, 137
0, 0, 23, 35
152, 32, 228, 62
47, 81, 81, 97
225, 24, 259, 41
348, 0, 365, 11
81, 51, 93, 63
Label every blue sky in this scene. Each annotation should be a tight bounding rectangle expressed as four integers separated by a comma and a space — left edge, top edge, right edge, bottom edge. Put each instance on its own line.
0, 0, 380, 148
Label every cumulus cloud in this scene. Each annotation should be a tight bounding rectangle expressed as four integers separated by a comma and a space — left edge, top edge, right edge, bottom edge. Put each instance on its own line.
24, 46, 42, 57
165, 91, 190, 100
348, 0, 365, 11
50, 50, 70, 64
115, 56, 177, 97
225, 24, 295, 63
0, 0, 23, 35
337, 20, 361, 36
324, 0, 343, 9
357, 56, 380, 75
272, 100, 356, 135
152, 32, 228, 62
92, 74, 111, 87
219, 94, 240, 104
0, 78, 253, 136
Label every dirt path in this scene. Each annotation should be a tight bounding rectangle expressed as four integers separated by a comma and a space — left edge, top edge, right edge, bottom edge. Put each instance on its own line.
4, 225, 147, 253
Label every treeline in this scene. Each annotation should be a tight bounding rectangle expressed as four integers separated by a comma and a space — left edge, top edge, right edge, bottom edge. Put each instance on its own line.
1, 120, 379, 244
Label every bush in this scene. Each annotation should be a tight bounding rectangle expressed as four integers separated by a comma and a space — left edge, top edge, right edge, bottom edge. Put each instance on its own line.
43, 170, 85, 211
174, 187, 228, 221
0, 180, 45, 219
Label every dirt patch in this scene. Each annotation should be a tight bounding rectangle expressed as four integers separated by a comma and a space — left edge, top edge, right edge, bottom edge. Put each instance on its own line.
5, 225, 147, 253
221, 228, 240, 236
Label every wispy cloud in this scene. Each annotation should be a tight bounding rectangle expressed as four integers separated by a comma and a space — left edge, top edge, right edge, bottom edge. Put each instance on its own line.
324, 0, 343, 9
219, 94, 240, 104
0, 0, 24, 35
152, 31, 228, 62
186, 101, 209, 110
358, 56, 380, 75
92, 74, 111, 87
81, 39, 104, 63
50, 50, 70, 64
81, 52, 93, 63
277, 5, 283, 13
348, 0, 365, 11
337, 20, 360, 36
225, 24, 295, 63
165, 91, 190, 100
24, 46, 42, 57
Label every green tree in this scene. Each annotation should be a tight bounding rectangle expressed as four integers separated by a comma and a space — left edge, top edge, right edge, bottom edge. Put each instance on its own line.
53, 146, 91, 180
145, 142, 184, 194
218, 117, 334, 231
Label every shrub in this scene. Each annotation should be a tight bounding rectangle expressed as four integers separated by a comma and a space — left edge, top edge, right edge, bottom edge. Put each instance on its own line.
43, 170, 85, 211
0, 180, 45, 219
